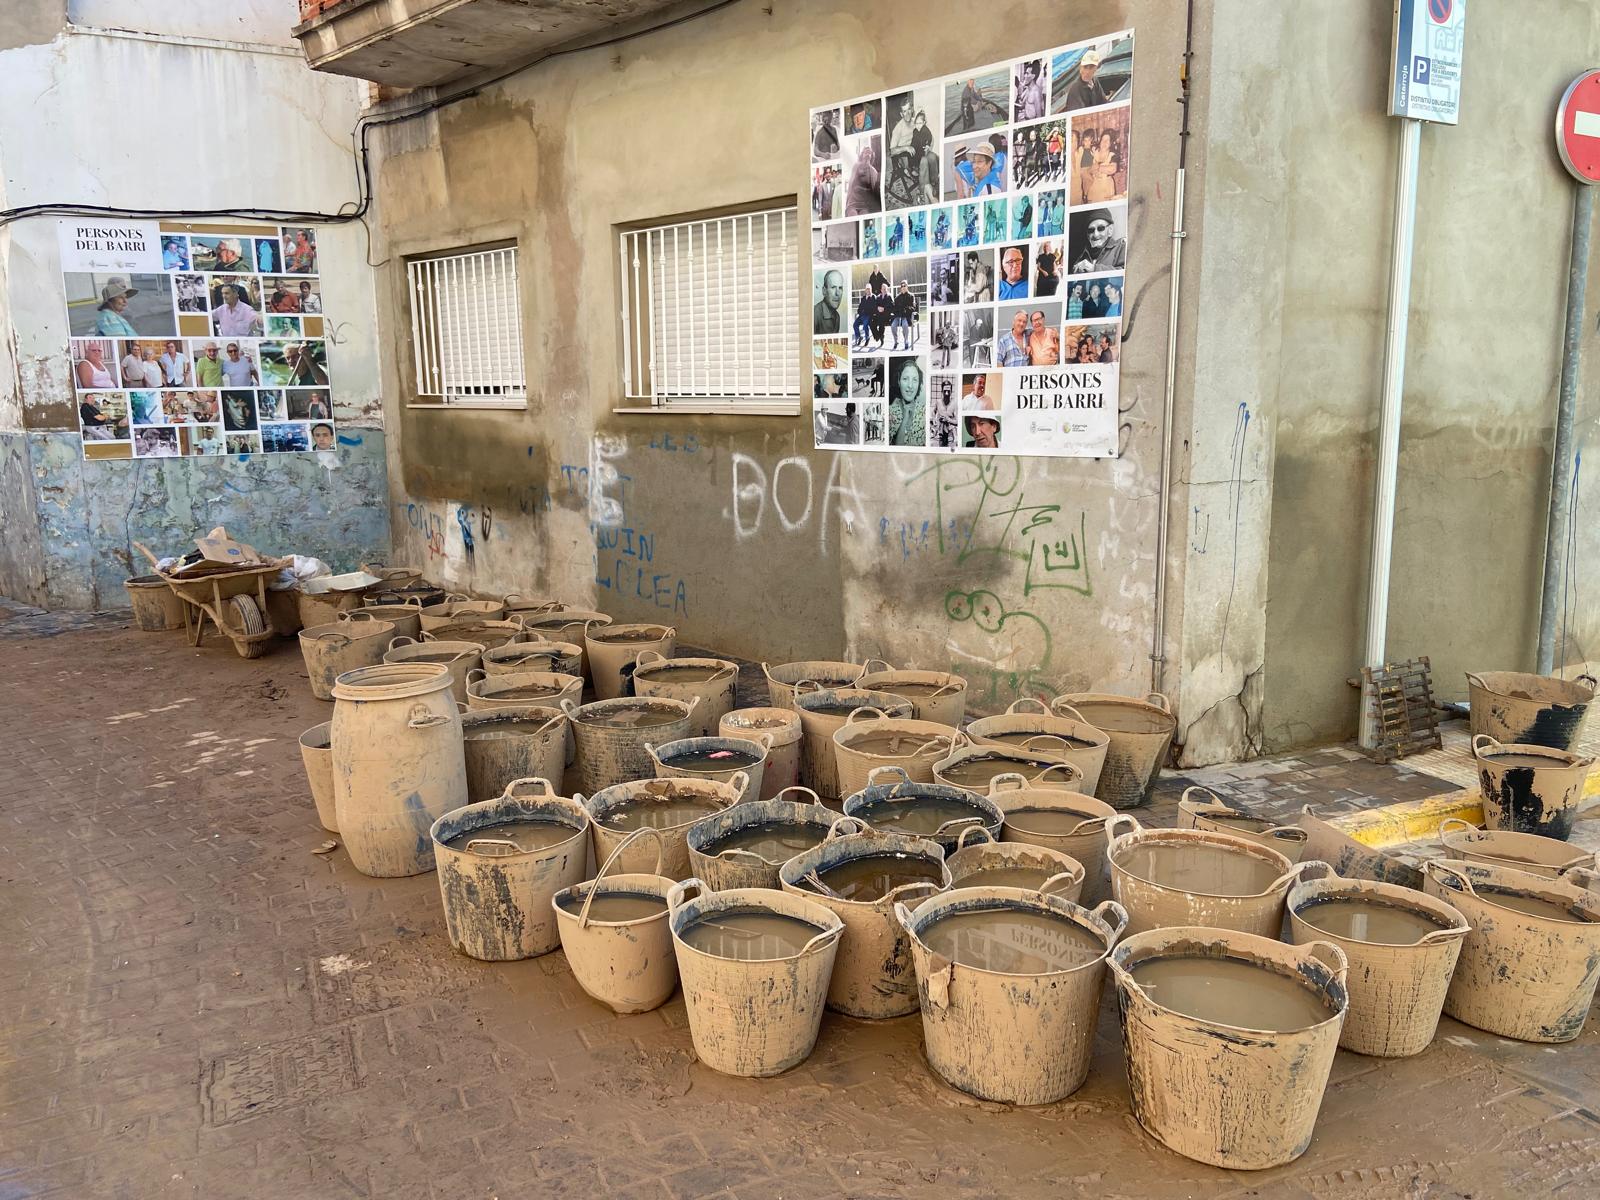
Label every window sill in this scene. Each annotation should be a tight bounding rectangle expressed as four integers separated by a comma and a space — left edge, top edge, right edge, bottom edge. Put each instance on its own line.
611, 403, 800, 417
406, 399, 527, 411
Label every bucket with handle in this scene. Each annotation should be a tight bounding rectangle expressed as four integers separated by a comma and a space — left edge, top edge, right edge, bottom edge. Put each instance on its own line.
856, 668, 969, 727
584, 772, 743, 879
1466, 670, 1595, 750
420, 594, 505, 632
466, 669, 583, 712
518, 608, 610, 679
667, 878, 844, 1076
358, 597, 424, 642
832, 711, 964, 796
1471, 734, 1594, 840
298, 721, 337, 832
480, 638, 582, 678
966, 698, 1110, 794
779, 819, 950, 1018
932, 745, 1083, 795
647, 734, 769, 800
562, 696, 698, 794
842, 764, 1003, 854
686, 789, 838, 890
1437, 817, 1595, 878
900, 888, 1127, 1104
720, 707, 804, 800
585, 623, 676, 700
384, 635, 482, 706
632, 651, 739, 736
794, 690, 914, 802
125, 575, 185, 631
1051, 691, 1176, 809
943, 826, 1085, 902
459, 706, 567, 803
992, 774, 1120, 903
552, 827, 677, 1013
762, 658, 886, 709
427, 618, 525, 649
1176, 786, 1309, 862
299, 615, 396, 701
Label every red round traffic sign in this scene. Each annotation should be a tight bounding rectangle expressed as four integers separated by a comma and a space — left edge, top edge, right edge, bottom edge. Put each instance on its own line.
1557, 70, 1600, 185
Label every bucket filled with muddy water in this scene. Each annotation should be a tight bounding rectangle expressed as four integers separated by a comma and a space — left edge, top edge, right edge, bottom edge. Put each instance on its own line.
856, 667, 969, 727
359, 599, 425, 642
300, 614, 396, 700
631, 651, 739, 736
992, 776, 1119, 903
1423, 858, 1600, 1043
720, 707, 803, 800
519, 608, 610, 679
1107, 815, 1320, 937
781, 821, 950, 1018
460, 706, 568, 803
842, 764, 1003, 853
552, 827, 677, 1014
585, 773, 742, 879
563, 696, 698, 794
428, 778, 589, 960
794, 690, 914, 802
384, 636, 482, 705
125, 575, 186, 631
480, 638, 582, 679
1437, 817, 1595, 878
1471, 735, 1594, 840
1177, 786, 1309, 862
832, 712, 964, 796
899, 889, 1127, 1104
466, 669, 583, 713
966, 698, 1110, 794
1287, 869, 1468, 1057
686, 789, 838, 890
1110, 927, 1348, 1169
763, 658, 883, 709
944, 826, 1084, 902
647, 734, 768, 800
1467, 670, 1595, 750
932, 745, 1083, 795
667, 879, 844, 1077
1052, 691, 1176, 809
585, 623, 676, 700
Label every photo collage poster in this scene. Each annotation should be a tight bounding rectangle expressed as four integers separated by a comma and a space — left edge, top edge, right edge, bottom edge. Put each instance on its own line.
809, 30, 1133, 456
61, 220, 334, 460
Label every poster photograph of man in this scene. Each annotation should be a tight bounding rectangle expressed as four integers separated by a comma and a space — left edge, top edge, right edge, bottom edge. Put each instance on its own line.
884, 87, 941, 209
1034, 238, 1062, 297
813, 223, 856, 263
944, 66, 1008, 135
811, 107, 841, 160
1068, 205, 1128, 273
846, 99, 881, 134
813, 267, 845, 334
964, 412, 1002, 450
222, 389, 258, 432
927, 374, 959, 448
811, 164, 844, 221
812, 337, 847, 371
814, 402, 861, 446
961, 307, 995, 367
1014, 58, 1047, 122
814, 372, 848, 400
843, 134, 882, 216
860, 402, 887, 446
945, 132, 1009, 200
931, 310, 960, 369
982, 198, 1008, 244
1064, 322, 1122, 364
961, 371, 1002, 412
930, 252, 959, 305
960, 248, 995, 303
1050, 35, 1133, 115
1013, 119, 1068, 189
851, 355, 885, 398
930, 206, 953, 249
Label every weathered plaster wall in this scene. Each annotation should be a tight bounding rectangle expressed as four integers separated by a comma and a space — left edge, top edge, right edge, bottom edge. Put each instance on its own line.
0, 3, 390, 607
1255, 1, 1600, 748
374, 0, 1217, 730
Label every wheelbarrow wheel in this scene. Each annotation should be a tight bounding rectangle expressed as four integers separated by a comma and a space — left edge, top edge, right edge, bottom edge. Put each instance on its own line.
227, 595, 268, 659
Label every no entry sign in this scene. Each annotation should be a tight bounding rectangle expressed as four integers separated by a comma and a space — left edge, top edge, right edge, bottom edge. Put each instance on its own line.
1557, 70, 1600, 185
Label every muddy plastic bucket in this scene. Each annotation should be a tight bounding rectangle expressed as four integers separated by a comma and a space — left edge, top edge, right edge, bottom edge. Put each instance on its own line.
632, 651, 739, 737
428, 779, 589, 960
1107, 815, 1321, 937
296, 585, 365, 629
298, 721, 337, 832
992, 776, 1120, 904
460, 706, 567, 803
585, 623, 676, 700
720, 708, 804, 801
832, 712, 963, 796
1052, 691, 1176, 809
420, 594, 505, 632
1423, 859, 1600, 1042
686, 790, 837, 890
1467, 670, 1595, 750
856, 669, 969, 727
552, 827, 677, 1013
1471, 734, 1594, 840
667, 879, 844, 1077
966, 698, 1110, 794
1110, 927, 1348, 1169
795, 690, 914, 801
1437, 817, 1595, 878
125, 575, 185, 631
562, 696, 698, 795
481, 638, 582, 678
647, 735, 769, 800
502, 594, 568, 617
842, 764, 1003, 854
944, 826, 1084, 902
584, 772, 741, 879
932, 745, 1083, 795
359, 599, 424, 643
383, 636, 482, 706
362, 563, 424, 588
1287, 870, 1469, 1057
900, 889, 1128, 1104
466, 669, 583, 713
427, 618, 525, 650
781, 820, 949, 1018
762, 658, 883, 710
519, 608, 610, 679
331, 663, 467, 877
299, 616, 396, 701
1176, 786, 1309, 863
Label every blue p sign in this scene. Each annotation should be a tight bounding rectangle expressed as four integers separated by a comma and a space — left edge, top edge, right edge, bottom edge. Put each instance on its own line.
1413, 56, 1431, 85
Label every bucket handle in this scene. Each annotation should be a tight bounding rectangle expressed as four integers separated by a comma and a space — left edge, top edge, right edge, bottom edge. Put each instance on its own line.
1038, 869, 1081, 897
1416, 915, 1474, 945
1471, 734, 1503, 758
1006, 697, 1052, 715
1465, 671, 1489, 690
986, 771, 1030, 795
1301, 939, 1349, 987
316, 631, 352, 648
724, 771, 751, 802
1437, 817, 1479, 845
797, 923, 846, 957
771, 785, 826, 808
862, 735, 949, 761
464, 837, 521, 857
1033, 762, 1083, 787
1105, 813, 1141, 848
866, 764, 913, 787
1180, 784, 1223, 808
636, 649, 670, 669
1090, 899, 1130, 942
407, 705, 453, 730
559, 698, 582, 720
388, 635, 416, 651
579, 827, 666, 927
934, 816, 987, 841
665, 876, 706, 915
884, 879, 944, 905
502, 776, 557, 800
1020, 734, 1072, 754
859, 658, 894, 674
466, 667, 487, 684
825, 815, 867, 841
533, 711, 568, 740
922, 680, 963, 698
844, 706, 889, 726
1423, 859, 1478, 897
1145, 692, 1172, 713
956, 825, 995, 849
1273, 859, 1334, 894
793, 678, 823, 696
340, 609, 382, 624
1050, 701, 1091, 724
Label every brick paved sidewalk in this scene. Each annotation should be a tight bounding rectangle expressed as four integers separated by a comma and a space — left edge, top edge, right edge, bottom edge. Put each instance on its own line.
2, 605, 1598, 1199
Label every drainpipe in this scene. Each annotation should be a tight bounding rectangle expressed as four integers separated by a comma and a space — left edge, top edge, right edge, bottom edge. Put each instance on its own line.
1535, 183, 1593, 675
1149, 0, 1195, 696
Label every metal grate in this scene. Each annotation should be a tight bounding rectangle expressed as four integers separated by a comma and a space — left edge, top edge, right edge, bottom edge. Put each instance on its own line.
406, 244, 526, 403
1361, 656, 1443, 764
619, 205, 799, 406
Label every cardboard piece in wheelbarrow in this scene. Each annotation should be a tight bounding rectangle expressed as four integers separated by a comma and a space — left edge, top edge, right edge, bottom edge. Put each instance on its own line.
171, 527, 285, 575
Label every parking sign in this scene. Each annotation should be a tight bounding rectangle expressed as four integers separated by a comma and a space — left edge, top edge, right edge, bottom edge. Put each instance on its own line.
1390, 0, 1466, 124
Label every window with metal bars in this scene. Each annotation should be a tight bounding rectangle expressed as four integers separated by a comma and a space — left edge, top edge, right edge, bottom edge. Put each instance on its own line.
618, 205, 800, 409
405, 243, 526, 407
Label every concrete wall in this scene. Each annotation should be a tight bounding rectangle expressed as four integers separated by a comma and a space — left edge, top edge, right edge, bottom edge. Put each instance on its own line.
371, 0, 1221, 731
0, 0, 390, 608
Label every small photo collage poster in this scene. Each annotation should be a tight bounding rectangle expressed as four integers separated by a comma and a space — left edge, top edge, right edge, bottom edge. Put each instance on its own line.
809, 30, 1132, 457
61, 220, 334, 460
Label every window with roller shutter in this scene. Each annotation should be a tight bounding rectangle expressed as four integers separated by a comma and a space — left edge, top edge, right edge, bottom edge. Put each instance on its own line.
405, 242, 527, 408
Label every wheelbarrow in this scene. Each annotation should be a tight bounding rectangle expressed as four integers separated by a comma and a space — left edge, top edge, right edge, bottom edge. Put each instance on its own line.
133, 542, 282, 659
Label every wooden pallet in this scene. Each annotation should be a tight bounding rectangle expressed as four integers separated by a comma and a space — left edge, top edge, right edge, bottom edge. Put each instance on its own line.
1361, 656, 1443, 764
